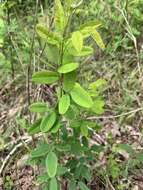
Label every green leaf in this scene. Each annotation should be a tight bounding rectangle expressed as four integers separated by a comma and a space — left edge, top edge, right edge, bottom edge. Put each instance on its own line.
36, 25, 60, 45
59, 94, 70, 114
32, 71, 59, 84
63, 71, 76, 92
54, 0, 65, 32
31, 144, 51, 158
80, 21, 102, 38
37, 174, 50, 184
28, 118, 42, 135
91, 30, 105, 50
70, 46, 93, 56
58, 63, 79, 73
46, 44, 60, 64
46, 152, 58, 178
70, 83, 93, 108
40, 112, 57, 133
68, 180, 76, 190
57, 165, 68, 176
49, 177, 58, 190
29, 102, 48, 113
136, 153, 143, 162
78, 181, 90, 190
117, 144, 134, 154
80, 125, 88, 137
89, 79, 106, 90
71, 31, 83, 52
50, 121, 61, 133
56, 144, 71, 152
91, 99, 104, 114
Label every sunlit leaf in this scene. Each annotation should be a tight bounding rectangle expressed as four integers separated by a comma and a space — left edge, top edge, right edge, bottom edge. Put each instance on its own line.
91, 99, 104, 114
59, 94, 70, 114
70, 83, 93, 108
80, 125, 88, 137
71, 31, 83, 52
91, 30, 105, 50
54, 0, 65, 32
58, 63, 79, 73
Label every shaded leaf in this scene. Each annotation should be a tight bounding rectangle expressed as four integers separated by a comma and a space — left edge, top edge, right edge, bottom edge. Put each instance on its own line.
28, 118, 42, 135
36, 25, 60, 45
63, 71, 76, 92
46, 152, 58, 178
49, 177, 58, 190
29, 102, 48, 113
37, 173, 50, 184
31, 144, 51, 158
68, 180, 76, 190
78, 181, 90, 190
40, 112, 56, 133
50, 121, 61, 133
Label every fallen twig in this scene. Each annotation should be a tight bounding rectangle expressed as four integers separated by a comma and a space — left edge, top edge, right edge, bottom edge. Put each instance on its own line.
0, 134, 42, 176
87, 107, 143, 120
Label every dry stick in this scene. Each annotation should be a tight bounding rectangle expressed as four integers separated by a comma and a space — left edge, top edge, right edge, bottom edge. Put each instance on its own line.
87, 107, 143, 120
0, 137, 32, 176
27, 0, 39, 117
7, 6, 15, 79
0, 134, 42, 176
27, 0, 39, 151
115, 6, 142, 78
8, 35, 26, 76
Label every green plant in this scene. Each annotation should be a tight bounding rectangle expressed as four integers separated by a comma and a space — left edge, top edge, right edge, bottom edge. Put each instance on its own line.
27, 0, 105, 189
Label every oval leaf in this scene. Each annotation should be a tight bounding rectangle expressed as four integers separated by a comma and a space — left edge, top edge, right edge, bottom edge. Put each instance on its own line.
28, 118, 42, 135
71, 31, 83, 52
32, 71, 59, 84
70, 83, 93, 108
46, 152, 58, 178
49, 177, 58, 190
50, 121, 61, 134
63, 71, 76, 92
36, 25, 60, 45
40, 112, 56, 133
29, 102, 48, 113
91, 30, 105, 50
54, 0, 65, 32
59, 94, 70, 114
80, 125, 88, 137
31, 144, 51, 158
58, 63, 79, 73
